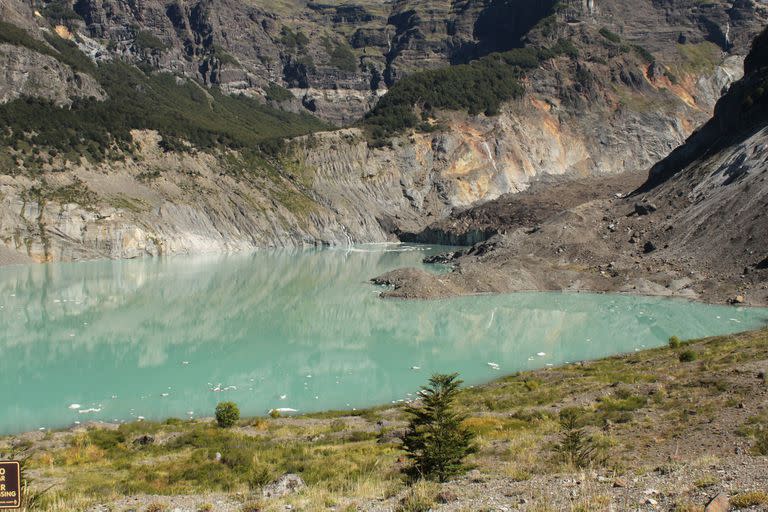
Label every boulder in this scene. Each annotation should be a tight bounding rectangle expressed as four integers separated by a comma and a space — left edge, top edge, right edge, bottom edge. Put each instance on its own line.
262, 474, 306, 498
635, 202, 658, 216
132, 435, 154, 447
704, 493, 729, 512
643, 241, 657, 253
728, 295, 746, 305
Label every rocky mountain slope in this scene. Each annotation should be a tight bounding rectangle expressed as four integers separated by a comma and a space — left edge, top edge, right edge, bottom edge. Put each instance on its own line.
377, 26, 768, 306
0, 0, 767, 263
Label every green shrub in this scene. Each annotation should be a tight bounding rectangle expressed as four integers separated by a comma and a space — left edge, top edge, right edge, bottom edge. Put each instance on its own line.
280, 26, 309, 51
43, 0, 82, 23
87, 428, 126, 450
556, 408, 611, 468
402, 373, 477, 482
599, 28, 622, 44
215, 402, 240, 428
0, 21, 52, 55
265, 82, 294, 102
753, 428, 768, 455
395, 480, 438, 512
323, 37, 357, 72
679, 350, 697, 363
731, 491, 768, 508
669, 336, 682, 349
135, 31, 166, 52
632, 44, 655, 64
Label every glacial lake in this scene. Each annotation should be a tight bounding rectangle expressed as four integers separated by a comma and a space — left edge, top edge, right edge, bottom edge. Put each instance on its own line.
1, 244, 766, 435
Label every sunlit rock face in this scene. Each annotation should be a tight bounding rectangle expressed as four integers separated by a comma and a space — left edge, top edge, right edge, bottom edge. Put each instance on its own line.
0, 0, 766, 260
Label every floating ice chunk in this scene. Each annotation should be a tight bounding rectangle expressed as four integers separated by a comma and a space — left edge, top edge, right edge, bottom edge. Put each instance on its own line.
182, 361, 190, 365
74, 421, 80, 425
487, 362, 500, 369
68, 403, 82, 410
271, 408, 298, 414
187, 411, 194, 416
411, 366, 421, 370
137, 416, 145, 421
39, 427, 45, 431
161, 393, 169, 397
730, 318, 741, 323
306, 375, 312, 378
78, 408, 102, 414
537, 352, 547, 357
280, 394, 287, 400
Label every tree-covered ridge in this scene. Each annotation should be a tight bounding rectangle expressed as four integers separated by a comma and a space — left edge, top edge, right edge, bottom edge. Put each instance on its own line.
0, 25, 330, 165
362, 43, 577, 141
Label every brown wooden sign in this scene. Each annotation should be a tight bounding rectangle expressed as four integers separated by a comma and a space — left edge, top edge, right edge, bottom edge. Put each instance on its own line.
0, 462, 20, 509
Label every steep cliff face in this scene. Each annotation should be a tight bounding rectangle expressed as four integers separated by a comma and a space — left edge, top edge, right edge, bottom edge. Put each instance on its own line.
373, 28, 768, 305
0, 0, 767, 263
2, 0, 765, 124
0, 43, 104, 105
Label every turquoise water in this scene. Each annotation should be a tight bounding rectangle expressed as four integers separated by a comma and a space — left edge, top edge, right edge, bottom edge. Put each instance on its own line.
0, 244, 766, 435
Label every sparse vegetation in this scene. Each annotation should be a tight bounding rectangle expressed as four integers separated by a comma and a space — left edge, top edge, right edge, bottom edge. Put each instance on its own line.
395, 480, 438, 512
731, 490, 768, 508
5, 329, 768, 511
679, 349, 697, 363
599, 28, 622, 44
669, 336, 682, 349
265, 82, 295, 102
134, 31, 166, 52
323, 37, 357, 72
555, 408, 610, 468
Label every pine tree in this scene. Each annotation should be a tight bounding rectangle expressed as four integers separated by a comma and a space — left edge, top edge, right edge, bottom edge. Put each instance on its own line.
402, 373, 477, 482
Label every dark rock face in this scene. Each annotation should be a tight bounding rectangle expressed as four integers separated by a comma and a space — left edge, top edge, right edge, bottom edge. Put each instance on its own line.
644, 25, 768, 189
20, 0, 763, 125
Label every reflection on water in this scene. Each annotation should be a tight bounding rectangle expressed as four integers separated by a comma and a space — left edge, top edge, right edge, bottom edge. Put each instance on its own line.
1, 245, 766, 434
